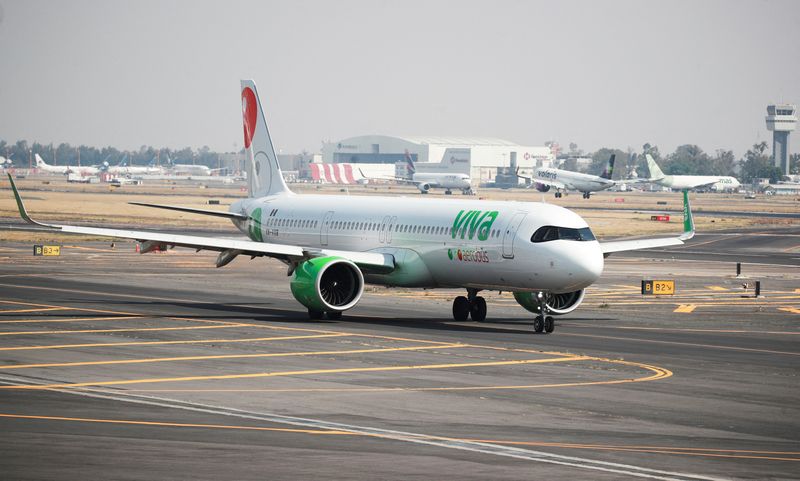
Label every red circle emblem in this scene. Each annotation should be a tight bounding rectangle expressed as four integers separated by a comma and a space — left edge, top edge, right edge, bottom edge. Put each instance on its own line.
457, 250, 463, 261
242, 87, 258, 148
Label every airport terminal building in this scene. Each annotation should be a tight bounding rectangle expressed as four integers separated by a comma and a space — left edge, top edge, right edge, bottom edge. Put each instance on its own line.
321, 135, 554, 180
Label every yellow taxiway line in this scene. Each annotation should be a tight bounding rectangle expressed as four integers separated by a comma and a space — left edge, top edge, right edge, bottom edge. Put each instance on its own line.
0, 316, 143, 324
0, 333, 352, 351
4, 413, 793, 462
0, 356, 586, 390
0, 343, 470, 370
0, 324, 249, 337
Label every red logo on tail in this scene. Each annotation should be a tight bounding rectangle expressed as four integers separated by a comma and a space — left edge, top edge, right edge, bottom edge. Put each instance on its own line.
242, 87, 257, 148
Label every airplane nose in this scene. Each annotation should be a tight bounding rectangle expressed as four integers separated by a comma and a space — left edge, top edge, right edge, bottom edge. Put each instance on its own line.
582, 243, 604, 282
572, 242, 604, 287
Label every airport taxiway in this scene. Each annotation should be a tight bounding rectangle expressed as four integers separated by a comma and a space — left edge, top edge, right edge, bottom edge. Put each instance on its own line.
0, 233, 798, 480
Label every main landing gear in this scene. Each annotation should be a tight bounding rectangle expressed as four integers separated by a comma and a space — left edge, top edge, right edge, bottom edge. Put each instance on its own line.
452, 288, 487, 322
530, 291, 555, 334
554, 192, 563, 198
308, 309, 342, 320
582, 192, 591, 199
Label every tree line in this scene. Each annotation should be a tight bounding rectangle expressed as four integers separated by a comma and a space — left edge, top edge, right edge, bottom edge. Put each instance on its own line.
0, 139, 229, 169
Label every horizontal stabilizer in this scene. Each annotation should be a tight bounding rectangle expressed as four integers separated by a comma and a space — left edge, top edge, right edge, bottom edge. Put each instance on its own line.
129, 202, 249, 220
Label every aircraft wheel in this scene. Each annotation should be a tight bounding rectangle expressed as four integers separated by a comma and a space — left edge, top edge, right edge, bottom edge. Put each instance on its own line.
452, 296, 470, 322
544, 316, 555, 333
470, 296, 487, 322
533, 315, 544, 333
326, 311, 342, 320
308, 309, 324, 320
445, 190, 452, 195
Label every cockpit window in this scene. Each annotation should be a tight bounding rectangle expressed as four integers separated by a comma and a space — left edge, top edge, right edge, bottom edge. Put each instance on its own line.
531, 226, 595, 243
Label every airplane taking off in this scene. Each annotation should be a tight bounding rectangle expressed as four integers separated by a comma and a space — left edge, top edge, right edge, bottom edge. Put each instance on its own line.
35, 154, 99, 176
645, 155, 740, 191
362, 150, 473, 195
518, 155, 617, 198
7, 80, 694, 333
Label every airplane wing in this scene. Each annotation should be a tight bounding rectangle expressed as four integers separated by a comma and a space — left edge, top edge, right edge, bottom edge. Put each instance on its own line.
514, 170, 566, 190
7, 174, 394, 273
599, 189, 694, 255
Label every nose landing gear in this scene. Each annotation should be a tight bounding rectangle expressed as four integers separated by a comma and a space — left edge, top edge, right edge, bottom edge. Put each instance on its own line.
531, 292, 556, 334
452, 289, 487, 322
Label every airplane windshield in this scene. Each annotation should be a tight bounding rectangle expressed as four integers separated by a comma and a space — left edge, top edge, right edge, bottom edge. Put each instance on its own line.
531, 226, 596, 243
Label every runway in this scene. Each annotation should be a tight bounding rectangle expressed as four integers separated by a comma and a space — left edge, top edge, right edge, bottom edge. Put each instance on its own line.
0, 234, 798, 480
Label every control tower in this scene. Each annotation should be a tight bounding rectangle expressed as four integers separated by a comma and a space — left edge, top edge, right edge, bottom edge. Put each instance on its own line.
765, 104, 797, 176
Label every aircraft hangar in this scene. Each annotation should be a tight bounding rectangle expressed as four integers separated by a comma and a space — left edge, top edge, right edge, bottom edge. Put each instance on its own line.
321, 135, 554, 180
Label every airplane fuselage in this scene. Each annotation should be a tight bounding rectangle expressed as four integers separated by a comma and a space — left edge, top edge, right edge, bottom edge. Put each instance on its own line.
411, 172, 472, 192
656, 175, 740, 191
230, 194, 603, 294
533, 168, 614, 193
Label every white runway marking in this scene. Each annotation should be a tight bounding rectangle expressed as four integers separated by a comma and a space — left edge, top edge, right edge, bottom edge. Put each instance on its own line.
0, 373, 727, 481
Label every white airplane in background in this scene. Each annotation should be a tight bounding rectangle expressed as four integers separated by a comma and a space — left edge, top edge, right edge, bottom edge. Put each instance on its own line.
166, 155, 224, 176
104, 155, 163, 176
363, 150, 473, 195
7, 80, 695, 334
645, 155, 740, 191
517, 155, 617, 198
0, 155, 12, 169
35, 154, 99, 176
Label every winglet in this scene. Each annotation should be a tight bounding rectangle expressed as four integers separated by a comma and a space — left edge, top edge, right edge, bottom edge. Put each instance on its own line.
680, 189, 695, 240
6, 173, 56, 228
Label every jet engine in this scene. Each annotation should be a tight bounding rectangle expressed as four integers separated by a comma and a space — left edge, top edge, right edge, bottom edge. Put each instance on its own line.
418, 183, 431, 193
534, 182, 551, 193
290, 256, 364, 313
513, 289, 585, 315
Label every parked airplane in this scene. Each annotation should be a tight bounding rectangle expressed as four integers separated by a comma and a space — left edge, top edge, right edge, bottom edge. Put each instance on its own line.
362, 150, 473, 195
7, 80, 694, 333
645, 155, 740, 191
0, 155, 12, 169
103, 155, 163, 176
518, 155, 617, 198
35, 154, 99, 176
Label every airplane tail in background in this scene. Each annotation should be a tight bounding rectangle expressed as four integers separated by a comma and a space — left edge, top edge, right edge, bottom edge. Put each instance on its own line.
35, 154, 47, 168
404, 150, 416, 176
646, 154, 665, 180
600, 154, 615, 180
241, 79, 291, 198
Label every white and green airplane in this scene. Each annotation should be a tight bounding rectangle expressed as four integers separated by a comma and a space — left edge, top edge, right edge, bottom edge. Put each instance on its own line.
645, 154, 741, 191
7, 80, 694, 334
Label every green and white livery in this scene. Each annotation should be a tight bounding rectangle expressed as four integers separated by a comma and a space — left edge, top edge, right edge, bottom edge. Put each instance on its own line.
7, 80, 694, 334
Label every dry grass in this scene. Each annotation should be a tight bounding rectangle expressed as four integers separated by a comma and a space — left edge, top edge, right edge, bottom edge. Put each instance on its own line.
1, 175, 796, 242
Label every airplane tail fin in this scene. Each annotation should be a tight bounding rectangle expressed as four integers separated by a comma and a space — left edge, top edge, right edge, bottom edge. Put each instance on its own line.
404, 150, 416, 176
680, 189, 695, 240
35, 154, 47, 168
646, 154, 665, 180
241, 79, 291, 198
600, 154, 615, 180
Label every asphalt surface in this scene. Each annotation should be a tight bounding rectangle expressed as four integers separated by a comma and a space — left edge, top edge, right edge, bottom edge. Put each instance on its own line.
0, 231, 798, 480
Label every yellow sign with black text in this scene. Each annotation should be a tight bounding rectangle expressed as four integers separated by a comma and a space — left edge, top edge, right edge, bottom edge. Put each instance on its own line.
33, 245, 61, 256
641, 280, 675, 295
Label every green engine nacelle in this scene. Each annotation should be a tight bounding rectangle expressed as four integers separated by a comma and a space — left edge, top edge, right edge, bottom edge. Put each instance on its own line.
290, 256, 364, 313
513, 289, 585, 315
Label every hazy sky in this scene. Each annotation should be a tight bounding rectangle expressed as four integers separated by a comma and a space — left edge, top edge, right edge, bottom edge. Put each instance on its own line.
1, 0, 798, 157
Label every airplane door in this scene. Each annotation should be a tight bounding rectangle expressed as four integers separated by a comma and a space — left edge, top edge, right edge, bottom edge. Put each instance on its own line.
378, 215, 390, 243
502, 212, 527, 259
320, 211, 334, 246
386, 216, 397, 244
